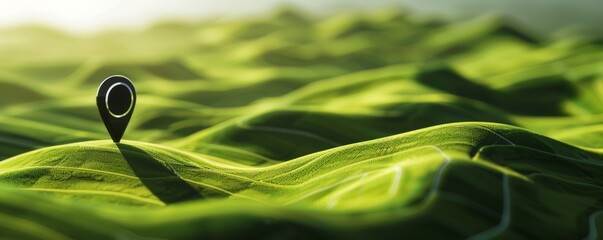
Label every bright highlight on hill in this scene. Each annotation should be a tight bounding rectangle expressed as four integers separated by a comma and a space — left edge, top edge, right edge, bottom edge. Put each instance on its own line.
0, 8, 602, 239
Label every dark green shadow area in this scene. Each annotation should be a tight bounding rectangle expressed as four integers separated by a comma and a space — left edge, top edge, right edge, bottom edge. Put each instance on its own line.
416, 65, 578, 116
116, 143, 202, 204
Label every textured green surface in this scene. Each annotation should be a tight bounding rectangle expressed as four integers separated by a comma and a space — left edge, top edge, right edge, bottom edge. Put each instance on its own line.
1, 9, 603, 239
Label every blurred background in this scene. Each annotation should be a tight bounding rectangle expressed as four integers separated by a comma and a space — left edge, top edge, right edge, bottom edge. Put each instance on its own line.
1, 0, 603, 159
1, 0, 601, 36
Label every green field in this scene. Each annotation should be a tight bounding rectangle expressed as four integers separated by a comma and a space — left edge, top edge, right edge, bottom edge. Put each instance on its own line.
1, 8, 603, 239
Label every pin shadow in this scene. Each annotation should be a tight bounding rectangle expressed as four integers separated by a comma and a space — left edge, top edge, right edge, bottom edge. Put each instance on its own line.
116, 143, 202, 204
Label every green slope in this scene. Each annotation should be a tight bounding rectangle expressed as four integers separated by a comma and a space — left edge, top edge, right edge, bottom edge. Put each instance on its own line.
1, 8, 603, 239
1, 123, 602, 239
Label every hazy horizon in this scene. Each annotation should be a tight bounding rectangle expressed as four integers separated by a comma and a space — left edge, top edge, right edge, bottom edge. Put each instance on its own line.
0, 0, 601, 37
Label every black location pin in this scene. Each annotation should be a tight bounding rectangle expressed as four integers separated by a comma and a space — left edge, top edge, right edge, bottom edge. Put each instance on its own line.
96, 75, 136, 143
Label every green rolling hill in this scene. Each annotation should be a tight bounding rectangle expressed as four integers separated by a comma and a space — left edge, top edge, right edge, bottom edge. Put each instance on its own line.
0, 8, 603, 239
